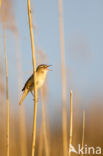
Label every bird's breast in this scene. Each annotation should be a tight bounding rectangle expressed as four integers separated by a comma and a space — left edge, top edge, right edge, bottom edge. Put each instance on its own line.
36, 72, 47, 89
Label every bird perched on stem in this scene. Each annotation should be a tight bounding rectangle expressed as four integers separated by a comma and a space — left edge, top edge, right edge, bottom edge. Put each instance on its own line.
19, 64, 52, 105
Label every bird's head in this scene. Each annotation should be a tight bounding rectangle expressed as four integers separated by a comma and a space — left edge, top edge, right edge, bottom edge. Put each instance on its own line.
36, 64, 52, 74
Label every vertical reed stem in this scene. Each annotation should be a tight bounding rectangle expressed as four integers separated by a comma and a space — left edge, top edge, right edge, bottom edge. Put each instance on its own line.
4, 27, 9, 156
81, 111, 85, 156
69, 91, 73, 156
40, 87, 50, 156
0, 0, 1, 7
27, 0, 37, 155
16, 41, 27, 156
38, 127, 43, 156
58, 0, 68, 155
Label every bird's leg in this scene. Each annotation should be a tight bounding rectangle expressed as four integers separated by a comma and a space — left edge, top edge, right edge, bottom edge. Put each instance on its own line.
32, 90, 39, 102
30, 90, 38, 102
33, 98, 39, 103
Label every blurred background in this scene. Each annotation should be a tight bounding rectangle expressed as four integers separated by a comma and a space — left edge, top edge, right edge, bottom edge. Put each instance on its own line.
0, 0, 103, 155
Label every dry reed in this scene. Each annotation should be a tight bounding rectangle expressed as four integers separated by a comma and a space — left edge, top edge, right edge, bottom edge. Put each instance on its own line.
38, 127, 43, 156
58, 0, 68, 155
69, 91, 73, 156
0, 0, 1, 8
40, 86, 50, 156
4, 27, 9, 156
0, 43, 6, 156
0, 0, 18, 35
37, 49, 50, 156
27, 0, 38, 156
81, 111, 85, 156
37, 48, 50, 156
15, 41, 27, 156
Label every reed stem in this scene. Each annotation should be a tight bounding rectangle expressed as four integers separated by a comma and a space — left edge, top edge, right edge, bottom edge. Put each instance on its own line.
27, 0, 37, 155
81, 111, 85, 156
38, 127, 43, 156
69, 91, 73, 156
0, 0, 1, 7
58, 0, 68, 155
4, 27, 9, 156
40, 87, 50, 156
16, 41, 27, 156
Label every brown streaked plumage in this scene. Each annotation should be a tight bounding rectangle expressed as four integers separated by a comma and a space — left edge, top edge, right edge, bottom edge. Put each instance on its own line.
19, 64, 51, 105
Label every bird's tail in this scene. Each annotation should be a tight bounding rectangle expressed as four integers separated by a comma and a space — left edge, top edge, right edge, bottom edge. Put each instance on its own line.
19, 88, 29, 105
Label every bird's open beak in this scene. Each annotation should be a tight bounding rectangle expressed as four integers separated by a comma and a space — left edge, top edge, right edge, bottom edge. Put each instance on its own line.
47, 65, 52, 71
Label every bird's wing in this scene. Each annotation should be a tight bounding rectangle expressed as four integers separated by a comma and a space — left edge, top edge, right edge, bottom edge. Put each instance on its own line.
22, 74, 34, 91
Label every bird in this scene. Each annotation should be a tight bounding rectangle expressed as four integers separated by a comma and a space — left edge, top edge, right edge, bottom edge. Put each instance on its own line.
19, 64, 52, 105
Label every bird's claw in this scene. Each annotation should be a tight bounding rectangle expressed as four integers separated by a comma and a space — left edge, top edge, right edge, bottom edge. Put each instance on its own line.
32, 98, 39, 102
